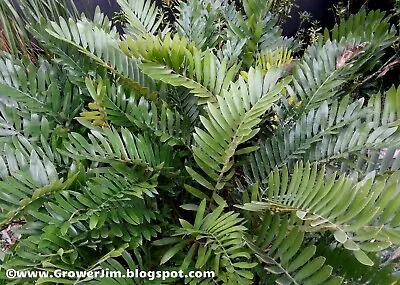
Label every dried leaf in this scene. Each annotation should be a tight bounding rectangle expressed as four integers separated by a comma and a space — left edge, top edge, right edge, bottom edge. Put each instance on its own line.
336, 42, 369, 69
377, 60, 400, 79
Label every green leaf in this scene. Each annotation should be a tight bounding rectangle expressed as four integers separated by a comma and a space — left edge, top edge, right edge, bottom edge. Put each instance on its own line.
334, 230, 347, 243
180, 204, 199, 211
235, 146, 260, 155
179, 219, 194, 230
160, 240, 190, 265
152, 237, 182, 246
353, 250, 374, 266
184, 184, 210, 200
185, 166, 215, 190
89, 214, 99, 230
195, 199, 207, 229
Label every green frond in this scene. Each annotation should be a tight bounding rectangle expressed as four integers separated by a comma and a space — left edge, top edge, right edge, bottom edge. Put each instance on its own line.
339, 86, 400, 174
155, 198, 255, 284
1, 2, 399, 284
167, 86, 200, 125
288, 10, 397, 121
249, 87, 400, 181
56, 169, 160, 244
2, 167, 160, 282
324, 9, 396, 47
175, 0, 223, 50
0, 122, 72, 176
0, 57, 68, 122
121, 33, 240, 104
218, 35, 248, 67
0, 150, 73, 230
241, 162, 400, 266
45, 11, 158, 96
77, 77, 192, 146
288, 40, 347, 118
245, 213, 342, 285
0, 135, 56, 176
0, 102, 50, 138
187, 68, 290, 190
256, 48, 293, 72
86, 250, 142, 284
223, 0, 289, 67
59, 127, 174, 169
242, 0, 274, 21
321, 9, 397, 95
316, 237, 400, 284
0, 55, 84, 123
117, 0, 167, 38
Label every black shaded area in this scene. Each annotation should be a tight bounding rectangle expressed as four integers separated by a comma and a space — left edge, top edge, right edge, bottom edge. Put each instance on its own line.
349, 0, 398, 13
71, 0, 170, 19
281, 0, 398, 37
73, 0, 121, 19
281, 0, 339, 37
10, 1, 397, 37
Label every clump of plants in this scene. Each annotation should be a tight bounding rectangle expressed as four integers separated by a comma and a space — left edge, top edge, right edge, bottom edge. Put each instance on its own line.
0, 0, 400, 284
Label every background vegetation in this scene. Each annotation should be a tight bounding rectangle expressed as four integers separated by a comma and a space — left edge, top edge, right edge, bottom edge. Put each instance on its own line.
0, 0, 399, 284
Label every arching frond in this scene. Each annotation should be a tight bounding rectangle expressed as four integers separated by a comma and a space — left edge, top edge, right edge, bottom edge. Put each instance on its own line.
121, 33, 240, 105
287, 9, 397, 122
324, 10, 396, 47
59, 127, 175, 168
2, 166, 160, 282
249, 86, 400, 182
45, 11, 158, 96
186, 68, 290, 191
241, 162, 400, 266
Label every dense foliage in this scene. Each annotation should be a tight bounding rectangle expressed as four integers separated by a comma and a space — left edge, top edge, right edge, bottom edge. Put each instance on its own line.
0, 0, 400, 284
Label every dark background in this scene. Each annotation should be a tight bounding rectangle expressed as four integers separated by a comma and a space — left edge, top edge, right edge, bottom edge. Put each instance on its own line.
71, 0, 397, 36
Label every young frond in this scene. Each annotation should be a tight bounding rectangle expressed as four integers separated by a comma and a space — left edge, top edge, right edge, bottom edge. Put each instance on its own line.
256, 47, 293, 72
77, 77, 192, 146
121, 33, 240, 105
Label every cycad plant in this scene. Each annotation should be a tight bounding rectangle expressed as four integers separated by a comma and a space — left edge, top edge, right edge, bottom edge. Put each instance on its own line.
0, 0, 400, 284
